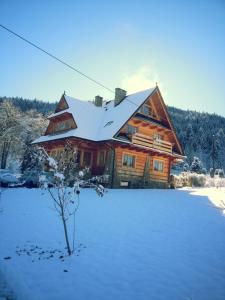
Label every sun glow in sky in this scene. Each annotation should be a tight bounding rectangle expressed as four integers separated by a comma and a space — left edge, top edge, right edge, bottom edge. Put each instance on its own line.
1, 0, 225, 116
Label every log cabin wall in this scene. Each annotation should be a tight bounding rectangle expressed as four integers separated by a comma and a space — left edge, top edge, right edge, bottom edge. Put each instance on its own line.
114, 146, 148, 188
149, 155, 170, 183
113, 146, 170, 188
41, 140, 171, 188
41, 139, 109, 176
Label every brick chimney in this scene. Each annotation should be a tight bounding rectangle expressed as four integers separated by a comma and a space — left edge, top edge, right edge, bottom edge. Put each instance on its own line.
114, 88, 127, 106
94, 95, 103, 107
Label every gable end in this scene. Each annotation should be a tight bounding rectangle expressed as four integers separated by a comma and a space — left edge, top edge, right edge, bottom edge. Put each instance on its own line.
55, 95, 69, 113
113, 88, 157, 139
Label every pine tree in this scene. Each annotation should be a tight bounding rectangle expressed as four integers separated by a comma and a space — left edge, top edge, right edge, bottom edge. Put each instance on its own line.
190, 156, 203, 173
185, 124, 194, 165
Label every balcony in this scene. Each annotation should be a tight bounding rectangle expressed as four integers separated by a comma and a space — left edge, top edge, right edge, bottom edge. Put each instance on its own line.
132, 133, 173, 153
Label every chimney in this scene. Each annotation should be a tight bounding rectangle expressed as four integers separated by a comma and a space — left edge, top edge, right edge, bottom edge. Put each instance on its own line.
114, 88, 127, 106
94, 95, 103, 107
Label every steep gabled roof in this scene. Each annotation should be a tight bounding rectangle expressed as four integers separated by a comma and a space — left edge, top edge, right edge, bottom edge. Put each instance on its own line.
33, 87, 183, 155
33, 88, 155, 142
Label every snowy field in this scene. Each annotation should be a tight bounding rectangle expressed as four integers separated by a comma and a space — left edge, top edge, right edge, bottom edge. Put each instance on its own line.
0, 188, 225, 300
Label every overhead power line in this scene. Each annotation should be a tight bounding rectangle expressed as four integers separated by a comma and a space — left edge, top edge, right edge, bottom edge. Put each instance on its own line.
0, 24, 114, 94
0, 24, 146, 108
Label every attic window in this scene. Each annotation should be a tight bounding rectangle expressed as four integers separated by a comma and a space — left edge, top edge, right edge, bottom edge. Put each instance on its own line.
139, 104, 152, 116
104, 121, 114, 127
54, 120, 72, 132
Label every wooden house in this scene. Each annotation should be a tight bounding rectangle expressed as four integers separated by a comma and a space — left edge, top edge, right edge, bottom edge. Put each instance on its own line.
33, 86, 184, 188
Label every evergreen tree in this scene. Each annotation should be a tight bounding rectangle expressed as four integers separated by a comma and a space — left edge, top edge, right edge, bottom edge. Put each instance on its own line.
185, 124, 194, 165
190, 156, 203, 173
21, 135, 35, 173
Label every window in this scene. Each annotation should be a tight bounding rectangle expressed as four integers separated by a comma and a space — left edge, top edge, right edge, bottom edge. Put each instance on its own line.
83, 151, 92, 167
98, 151, 105, 166
139, 104, 152, 116
126, 124, 138, 135
57, 122, 66, 131
153, 160, 164, 172
55, 120, 71, 132
122, 154, 135, 167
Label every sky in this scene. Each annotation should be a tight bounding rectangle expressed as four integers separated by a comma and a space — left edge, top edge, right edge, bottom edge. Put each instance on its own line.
0, 0, 225, 116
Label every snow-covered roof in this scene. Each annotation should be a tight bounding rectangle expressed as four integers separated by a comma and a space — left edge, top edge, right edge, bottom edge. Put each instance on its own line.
33, 88, 156, 144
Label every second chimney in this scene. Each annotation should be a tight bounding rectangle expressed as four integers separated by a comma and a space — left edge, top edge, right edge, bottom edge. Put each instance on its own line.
114, 88, 127, 106
94, 95, 103, 107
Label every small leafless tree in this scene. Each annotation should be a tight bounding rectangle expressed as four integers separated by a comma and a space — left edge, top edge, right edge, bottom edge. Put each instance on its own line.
38, 142, 104, 256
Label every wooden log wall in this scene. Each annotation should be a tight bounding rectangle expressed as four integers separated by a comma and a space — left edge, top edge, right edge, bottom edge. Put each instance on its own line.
149, 156, 170, 182
40, 139, 108, 176
115, 147, 148, 178
115, 146, 170, 185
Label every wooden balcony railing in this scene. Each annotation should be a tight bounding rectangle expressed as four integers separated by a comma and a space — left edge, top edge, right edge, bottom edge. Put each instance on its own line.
132, 133, 173, 153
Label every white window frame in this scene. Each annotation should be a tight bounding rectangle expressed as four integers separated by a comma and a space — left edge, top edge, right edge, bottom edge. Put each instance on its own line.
122, 153, 136, 168
153, 159, 164, 172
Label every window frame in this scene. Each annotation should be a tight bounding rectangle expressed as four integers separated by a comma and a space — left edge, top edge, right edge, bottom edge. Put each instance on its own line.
153, 159, 164, 173
139, 103, 152, 116
122, 153, 136, 168
125, 124, 138, 135
54, 119, 72, 133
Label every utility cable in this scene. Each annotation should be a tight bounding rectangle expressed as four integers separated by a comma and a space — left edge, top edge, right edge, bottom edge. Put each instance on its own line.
0, 24, 114, 94
0, 24, 147, 107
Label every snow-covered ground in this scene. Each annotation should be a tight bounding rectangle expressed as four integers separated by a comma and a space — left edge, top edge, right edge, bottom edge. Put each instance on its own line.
0, 268, 15, 300
0, 188, 225, 300
189, 187, 225, 215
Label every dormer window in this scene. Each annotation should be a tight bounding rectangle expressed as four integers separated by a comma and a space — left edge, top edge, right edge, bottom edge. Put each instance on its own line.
55, 120, 72, 132
56, 122, 66, 131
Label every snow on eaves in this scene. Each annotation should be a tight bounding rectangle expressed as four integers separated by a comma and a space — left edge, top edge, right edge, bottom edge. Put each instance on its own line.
33, 88, 156, 144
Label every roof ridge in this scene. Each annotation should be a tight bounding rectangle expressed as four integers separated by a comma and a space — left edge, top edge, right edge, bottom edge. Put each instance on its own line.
65, 95, 93, 104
